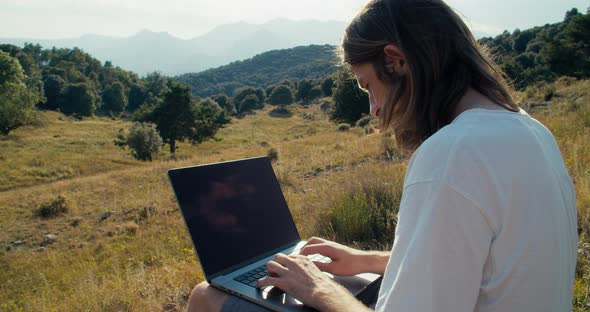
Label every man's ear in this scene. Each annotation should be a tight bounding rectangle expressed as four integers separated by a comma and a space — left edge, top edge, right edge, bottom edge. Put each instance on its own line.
383, 44, 407, 75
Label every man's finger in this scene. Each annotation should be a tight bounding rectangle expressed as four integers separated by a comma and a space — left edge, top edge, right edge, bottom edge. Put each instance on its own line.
306, 237, 327, 245
266, 260, 288, 276
312, 260, 334, 273
300, 243, 334, 257
257, 276, 285, 289
274, 253, 297, 268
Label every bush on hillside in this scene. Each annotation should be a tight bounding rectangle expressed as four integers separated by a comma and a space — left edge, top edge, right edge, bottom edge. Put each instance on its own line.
355, 115, 374, 128
296, 79, 316, 103
331, 70, 369, 124
212, 94, 236, 115
337, 123, 351, 131
35, 195, 69, 219
59, 82, 96, 117
239, 94, 261, 113
233, 87, 265, 113
115, 122, 163, 161
267, 148, 279, 162
269, 85, 294, 106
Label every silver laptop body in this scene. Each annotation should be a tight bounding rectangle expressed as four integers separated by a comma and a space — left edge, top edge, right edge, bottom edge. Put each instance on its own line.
168, 157, 380, 311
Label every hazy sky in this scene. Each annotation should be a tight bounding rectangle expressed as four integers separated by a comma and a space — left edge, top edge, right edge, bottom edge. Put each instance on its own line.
1, 0, 588, 39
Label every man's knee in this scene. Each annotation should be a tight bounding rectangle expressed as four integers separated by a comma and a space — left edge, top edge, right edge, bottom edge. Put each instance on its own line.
188, 281, 228, 312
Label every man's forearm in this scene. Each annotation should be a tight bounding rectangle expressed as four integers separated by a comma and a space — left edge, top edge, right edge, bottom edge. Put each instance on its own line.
361, 250, 390, 275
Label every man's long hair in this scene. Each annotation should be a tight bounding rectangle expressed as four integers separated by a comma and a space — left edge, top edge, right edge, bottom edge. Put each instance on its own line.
341, 0, 518, 151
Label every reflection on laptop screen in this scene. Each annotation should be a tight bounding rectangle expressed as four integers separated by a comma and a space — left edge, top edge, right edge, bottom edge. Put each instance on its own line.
169, 157, 300, 278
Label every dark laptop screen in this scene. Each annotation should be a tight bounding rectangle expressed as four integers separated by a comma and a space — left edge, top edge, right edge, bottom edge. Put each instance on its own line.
168, 157, 300, 278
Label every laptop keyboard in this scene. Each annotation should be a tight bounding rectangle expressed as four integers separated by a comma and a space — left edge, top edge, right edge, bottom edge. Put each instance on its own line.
234, 264, 268, 287
233, 254, 331, 288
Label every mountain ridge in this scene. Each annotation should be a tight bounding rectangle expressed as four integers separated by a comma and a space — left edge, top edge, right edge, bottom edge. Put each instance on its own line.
176, 44, 340, 98
0, 19, 347, 76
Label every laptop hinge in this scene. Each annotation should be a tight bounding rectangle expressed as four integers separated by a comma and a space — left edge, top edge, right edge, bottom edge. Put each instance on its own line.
206, 239, 301, 282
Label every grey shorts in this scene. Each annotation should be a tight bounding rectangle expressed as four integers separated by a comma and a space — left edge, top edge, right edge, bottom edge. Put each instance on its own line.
220, 295, 377, 312
220, 296, 273, 312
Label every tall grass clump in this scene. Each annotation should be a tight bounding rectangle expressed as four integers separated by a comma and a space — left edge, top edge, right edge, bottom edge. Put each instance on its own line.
324, 183, 401, 250
34, 195, 69, 218
379, 131, 403, 161
337, 123, 351, 132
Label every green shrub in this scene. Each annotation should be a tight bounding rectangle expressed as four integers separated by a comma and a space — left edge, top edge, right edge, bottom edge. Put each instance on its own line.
35, 195, 69, 219
267, 148, 279, 162
325, 183, 401, 249
117, 122, 163, 161
337, 123, 351, 132
355, 115, 374, 128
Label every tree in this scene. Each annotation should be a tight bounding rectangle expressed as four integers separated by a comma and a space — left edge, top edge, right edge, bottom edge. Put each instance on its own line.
59, 83, 96, 117
331, 70, 369, 124
144, 71, 168, 98
239, 94, 261, 113
146, 81, 228, 156
42, 74, 66, 110
321, 75, 335, 96
512, 29, 536, 53
128, 83, 147, 112
211, 94, 235, 115
233, 87, 265, 113
268, 85, 294, 106
296, 79, 314, 102
198, 98, 224, 113
0, 51, 38, 135
102, 81, 127, 113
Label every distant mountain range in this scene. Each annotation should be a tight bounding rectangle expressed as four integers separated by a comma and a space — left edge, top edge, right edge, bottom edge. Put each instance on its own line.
0, 19, 347, 76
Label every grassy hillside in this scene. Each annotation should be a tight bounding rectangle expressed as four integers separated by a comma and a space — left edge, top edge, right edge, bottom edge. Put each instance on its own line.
176, 45, 339, 97
1, 80, 590, 311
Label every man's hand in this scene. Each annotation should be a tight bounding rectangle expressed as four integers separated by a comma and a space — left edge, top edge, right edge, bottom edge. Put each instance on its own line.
257, 253, 368, 312
299, 237, 390, 275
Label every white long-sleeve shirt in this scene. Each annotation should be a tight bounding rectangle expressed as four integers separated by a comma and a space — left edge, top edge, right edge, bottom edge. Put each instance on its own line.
375, 109, 577, 312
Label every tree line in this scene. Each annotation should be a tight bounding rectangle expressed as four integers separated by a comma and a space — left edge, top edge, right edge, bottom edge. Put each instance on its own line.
0, 42, 348, 160
481, 8, 590, 89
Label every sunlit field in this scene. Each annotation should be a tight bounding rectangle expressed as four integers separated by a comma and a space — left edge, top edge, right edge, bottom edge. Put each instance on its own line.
1, 80, 589, 311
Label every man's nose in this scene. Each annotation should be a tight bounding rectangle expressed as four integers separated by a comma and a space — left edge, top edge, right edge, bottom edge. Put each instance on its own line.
370, 103, 379, 118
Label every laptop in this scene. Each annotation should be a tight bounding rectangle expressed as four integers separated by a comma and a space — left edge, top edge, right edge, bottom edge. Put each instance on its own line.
168, 156, 381, 311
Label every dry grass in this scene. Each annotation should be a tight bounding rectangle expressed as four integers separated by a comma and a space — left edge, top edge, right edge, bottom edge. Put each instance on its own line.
0, 85, 589, 311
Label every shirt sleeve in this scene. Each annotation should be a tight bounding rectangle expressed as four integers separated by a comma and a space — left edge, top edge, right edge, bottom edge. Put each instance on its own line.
375, 181, 493, 312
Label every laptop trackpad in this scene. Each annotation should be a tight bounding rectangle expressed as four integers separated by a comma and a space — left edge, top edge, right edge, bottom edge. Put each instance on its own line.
262, 286, 304, 306
260, 272, 380, 307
